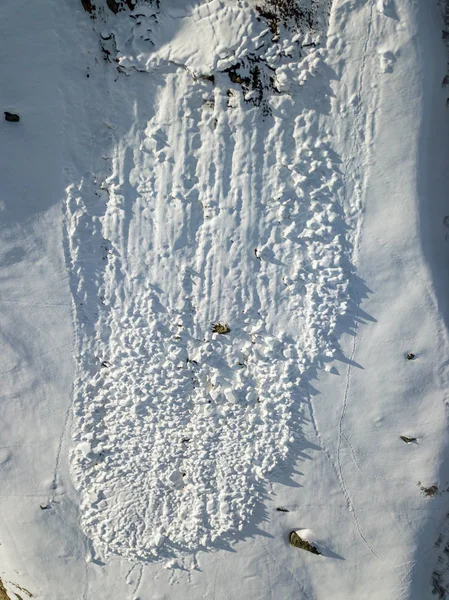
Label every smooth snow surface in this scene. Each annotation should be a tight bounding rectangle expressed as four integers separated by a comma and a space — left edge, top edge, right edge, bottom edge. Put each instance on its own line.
1, 0, 449, 598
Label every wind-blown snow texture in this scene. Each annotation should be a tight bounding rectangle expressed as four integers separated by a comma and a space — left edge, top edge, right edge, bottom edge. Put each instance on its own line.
64, 0, 355, 560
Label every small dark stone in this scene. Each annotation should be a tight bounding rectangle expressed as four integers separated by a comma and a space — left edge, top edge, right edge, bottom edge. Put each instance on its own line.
276, 507, 289, 512
400, 436, 417, 444
5, 112, 19, 122
406, 353, 415, 360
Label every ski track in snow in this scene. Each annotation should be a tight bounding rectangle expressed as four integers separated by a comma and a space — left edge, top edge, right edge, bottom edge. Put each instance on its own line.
64, 0, 357, 561
329, 0, 421, 569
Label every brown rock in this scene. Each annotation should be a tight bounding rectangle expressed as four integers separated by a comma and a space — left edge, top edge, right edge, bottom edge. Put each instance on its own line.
289, 531, 321, 555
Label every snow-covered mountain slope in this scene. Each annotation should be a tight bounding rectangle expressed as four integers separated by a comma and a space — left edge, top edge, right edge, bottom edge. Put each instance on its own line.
1, 0, 449, 598
65, 0, 354, 562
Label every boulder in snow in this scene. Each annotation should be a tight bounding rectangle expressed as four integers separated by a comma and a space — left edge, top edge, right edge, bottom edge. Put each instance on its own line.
289, 530, 321, 555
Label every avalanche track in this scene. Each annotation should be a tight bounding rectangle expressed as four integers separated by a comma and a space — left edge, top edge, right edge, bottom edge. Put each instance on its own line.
64, 0, 356, 561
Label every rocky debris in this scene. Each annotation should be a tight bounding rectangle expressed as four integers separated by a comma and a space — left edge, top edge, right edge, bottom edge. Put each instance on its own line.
419, 483, 439, 498
80, 0, 95, 13
4, 112, 19, 122
224, 56, 277, 110
276, 506, 289, 512
432, 570, 447, 600
255, 0, 319, 31
406, 352, 415, 360
212, 323, 231, 334
81, 0, 137, 16
289, 530, 321, 555
106, 0, 120, 14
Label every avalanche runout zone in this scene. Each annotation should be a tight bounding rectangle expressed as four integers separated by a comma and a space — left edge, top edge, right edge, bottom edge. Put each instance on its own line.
65, 6, 352, 561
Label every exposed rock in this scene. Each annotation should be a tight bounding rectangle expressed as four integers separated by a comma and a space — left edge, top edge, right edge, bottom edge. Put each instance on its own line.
420, 484, 439, 498
0, 578, 10, 600
4, 112, 19, 122
80, 0, 95, 13
400, 436, 417, 444
255, 0, 318, 30
212, 323, 231, 334
106, 0, 120, 14
289, 531, 321, 555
